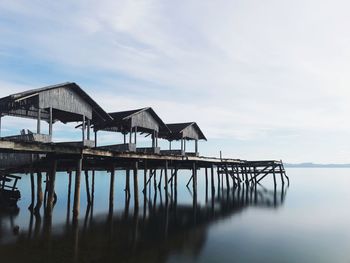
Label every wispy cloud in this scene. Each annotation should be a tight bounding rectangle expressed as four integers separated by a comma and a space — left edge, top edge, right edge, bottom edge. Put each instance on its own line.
0, 0, 350, 162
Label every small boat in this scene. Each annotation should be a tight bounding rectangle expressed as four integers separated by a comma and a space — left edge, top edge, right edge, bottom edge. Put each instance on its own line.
0, 174, 21, 210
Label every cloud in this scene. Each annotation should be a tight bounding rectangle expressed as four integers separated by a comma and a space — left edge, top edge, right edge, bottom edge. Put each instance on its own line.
1, 0, 350, 162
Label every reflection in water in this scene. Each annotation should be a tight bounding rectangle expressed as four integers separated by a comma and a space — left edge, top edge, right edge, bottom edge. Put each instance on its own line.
0, 175, 287, 263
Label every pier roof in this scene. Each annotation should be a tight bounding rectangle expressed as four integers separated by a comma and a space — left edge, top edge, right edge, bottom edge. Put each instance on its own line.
0, 82, 111, 123
160, 122, 207, 141
95, 107, 169, 134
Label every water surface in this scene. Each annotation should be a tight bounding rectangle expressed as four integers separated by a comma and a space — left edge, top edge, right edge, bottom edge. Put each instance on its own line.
1, 168, 349, 263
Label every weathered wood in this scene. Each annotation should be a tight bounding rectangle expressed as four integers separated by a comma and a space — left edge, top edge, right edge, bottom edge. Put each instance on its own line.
49, 106, 53, 137
109, 166, 115, 214
34, 172, 43, 214
46, 159, 57, 218
164, 160, 168, 203
133, 162, 139, 210
29, 172, 35, 211
84, 170, 91, 205
73, 158, 82, 222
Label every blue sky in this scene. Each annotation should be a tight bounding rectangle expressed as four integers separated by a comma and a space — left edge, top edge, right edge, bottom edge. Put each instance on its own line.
1, 0, 350, 163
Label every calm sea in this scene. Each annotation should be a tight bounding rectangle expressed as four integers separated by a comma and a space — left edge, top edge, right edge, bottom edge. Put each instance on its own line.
1, 168, 349, 263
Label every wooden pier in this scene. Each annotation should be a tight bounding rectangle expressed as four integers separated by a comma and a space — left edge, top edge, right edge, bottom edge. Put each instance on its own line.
0, 82, 288, 225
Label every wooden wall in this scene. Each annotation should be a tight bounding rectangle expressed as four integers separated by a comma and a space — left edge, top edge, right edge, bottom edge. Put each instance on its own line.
39, 87, 92, 119
131, 110, 160, 132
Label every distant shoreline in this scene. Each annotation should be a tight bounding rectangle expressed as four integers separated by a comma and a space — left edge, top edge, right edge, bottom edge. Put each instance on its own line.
285, 163, 350, 168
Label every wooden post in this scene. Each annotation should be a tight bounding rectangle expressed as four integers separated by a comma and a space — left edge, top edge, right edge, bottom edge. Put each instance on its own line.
273, 165, 277, 188
129, 127, 132, 144
184, 139, 186, 153
156, 131, 158, 147
125, 169, 130, 196
164, 161, 168, 204
174, 167, 178, 206
195, 139, 198, 155
211, 165, 215, 197
279, 165, 285, 185
124, 133, 126, 144
217, 166, 221, 197
134, 126, 137, 144
87, 119, 90, 140
37, 108, 41, 134
192, 162, 197, 195
133, 162, 139, 210
143, 161, 147, 198
29, 172, 35, 211
205, 167, 208, 203
73, 157, 82, 222
109, 166, 115, 215
34, 172, 43, 214
66, 171, 72, 224
49, 107, 53, 138
225, 164, 230, 190
46, 159, 57, 218
169, 141, 172, 150
94, 131, 97, 147
84, 170, 91, 205
181, 138, 183, 153
82, 115, 86, 142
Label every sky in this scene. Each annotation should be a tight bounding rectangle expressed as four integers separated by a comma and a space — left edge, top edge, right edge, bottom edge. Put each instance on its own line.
0, 0, 350, 163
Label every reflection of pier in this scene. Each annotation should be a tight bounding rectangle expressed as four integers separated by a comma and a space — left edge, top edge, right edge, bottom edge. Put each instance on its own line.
0, 180, 287, 262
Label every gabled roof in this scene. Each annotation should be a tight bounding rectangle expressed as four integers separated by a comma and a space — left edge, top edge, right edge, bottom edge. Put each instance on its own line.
96, 107, 170, 133
160, 122, 207, 140
0, 82, 112, 123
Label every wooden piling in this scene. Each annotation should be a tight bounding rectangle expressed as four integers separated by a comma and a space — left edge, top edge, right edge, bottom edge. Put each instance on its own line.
109, 165, 115, 215
164, 160, 168, 204
34, 172, 43, 214
29, 172, 35, 211
133, 161, 139, 210
84, 170, 91, 205
73, 157, 82, 222
46, 159, 57, 218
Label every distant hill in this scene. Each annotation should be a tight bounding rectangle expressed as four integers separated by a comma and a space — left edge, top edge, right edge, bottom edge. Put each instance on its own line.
285, 162, 350, 168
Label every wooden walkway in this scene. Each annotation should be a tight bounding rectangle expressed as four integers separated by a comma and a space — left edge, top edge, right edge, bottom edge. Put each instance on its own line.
0, 139, 288, 223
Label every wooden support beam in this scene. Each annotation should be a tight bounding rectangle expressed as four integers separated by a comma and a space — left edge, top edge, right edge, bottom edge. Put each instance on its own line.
84, 170, 91, 205
225, 164, 230, 190
82, 115, 86, 142
37, 108, 41, 134
73, 157, 82, 223
87, 119, 90, 140
34, 172, 43, 214
109, 165, 115, 214
164, 160, 168, 203
211, 165, 215, 197
29, 172, 35, 211
133, 161, 139, 210
49, 107, 53, 138
125, 169, 130, 195
46, 159, 57, 218
143, 160, 147, 196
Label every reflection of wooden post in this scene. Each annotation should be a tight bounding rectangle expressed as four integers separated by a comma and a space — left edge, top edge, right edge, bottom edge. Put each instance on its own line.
46, 159, 57, 218
73, 157, 82, 222
34, 172, 43, 214
133, 162, 139, 210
